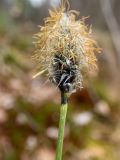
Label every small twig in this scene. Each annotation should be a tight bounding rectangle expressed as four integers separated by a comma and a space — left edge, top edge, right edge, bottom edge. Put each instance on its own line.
32, 69, 47, 79
99, 0, 120, 67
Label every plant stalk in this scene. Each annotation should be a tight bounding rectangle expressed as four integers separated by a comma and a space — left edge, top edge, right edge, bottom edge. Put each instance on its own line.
55, 92, 68, 160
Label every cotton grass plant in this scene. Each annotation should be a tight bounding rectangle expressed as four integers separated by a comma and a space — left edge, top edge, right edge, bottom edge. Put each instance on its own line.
32, 0, 100, 159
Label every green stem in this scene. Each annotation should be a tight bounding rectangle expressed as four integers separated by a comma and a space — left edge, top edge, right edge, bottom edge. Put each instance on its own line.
55, 92, 68, 160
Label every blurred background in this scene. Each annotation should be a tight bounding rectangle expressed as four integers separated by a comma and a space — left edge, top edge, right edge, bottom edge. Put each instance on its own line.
0, 0, 120, 160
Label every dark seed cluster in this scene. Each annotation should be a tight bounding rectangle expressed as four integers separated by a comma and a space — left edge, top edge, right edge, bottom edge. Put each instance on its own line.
51, 54, 77, 93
